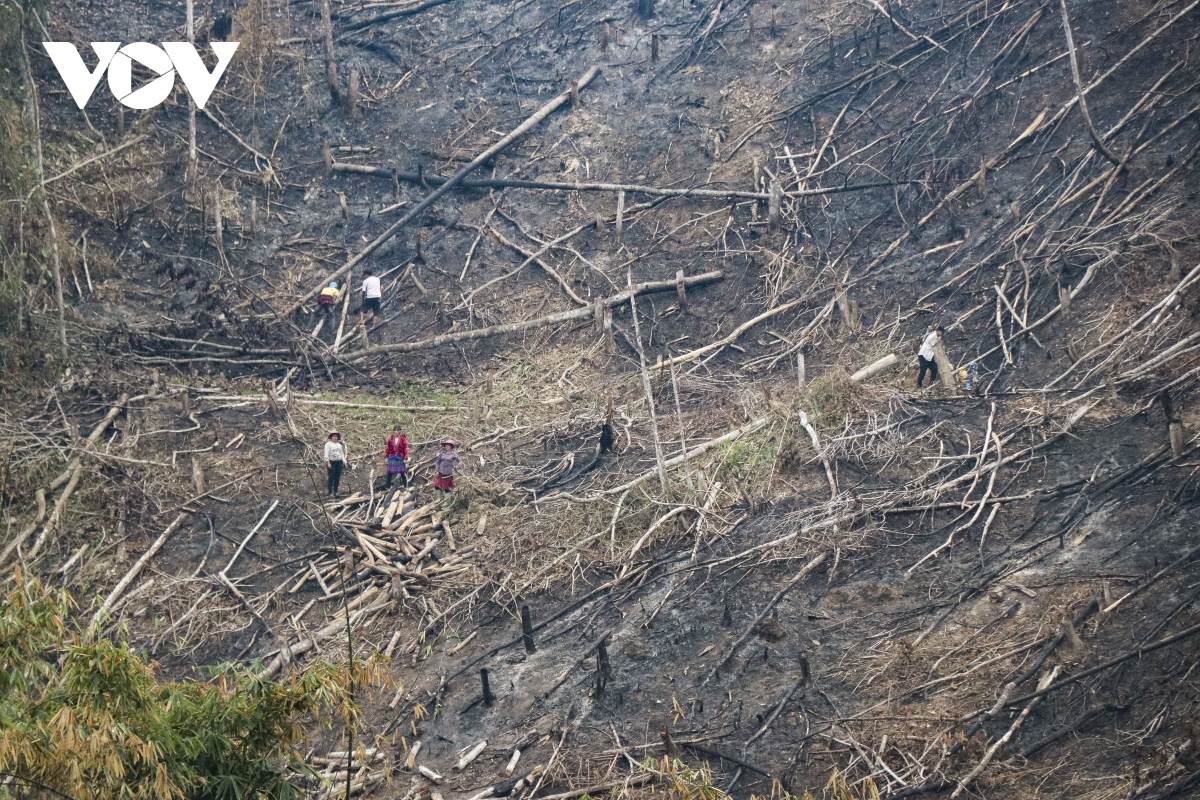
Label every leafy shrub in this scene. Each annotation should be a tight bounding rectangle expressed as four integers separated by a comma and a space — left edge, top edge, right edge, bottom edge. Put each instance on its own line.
803, 368, 864, 429
0, 569, 372, 800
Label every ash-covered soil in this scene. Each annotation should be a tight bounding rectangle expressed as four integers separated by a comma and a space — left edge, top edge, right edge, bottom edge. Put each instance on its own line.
8, 0, 1200, 797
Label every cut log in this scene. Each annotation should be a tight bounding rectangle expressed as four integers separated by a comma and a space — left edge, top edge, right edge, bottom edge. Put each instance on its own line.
321, 0, 340, 102
341, 271, 722, 361
456, 740, 488, 770
615, 189, 626, 244
92, 513, 189, 628
851, 353, 899, 383
286, 65, 602, 317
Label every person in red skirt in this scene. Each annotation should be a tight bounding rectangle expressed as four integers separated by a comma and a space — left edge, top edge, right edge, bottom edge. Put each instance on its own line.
385, 425, 408, 489
433, 438, 464, 504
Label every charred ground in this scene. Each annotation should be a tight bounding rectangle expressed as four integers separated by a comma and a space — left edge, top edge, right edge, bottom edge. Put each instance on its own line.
4, 0, 1200, 798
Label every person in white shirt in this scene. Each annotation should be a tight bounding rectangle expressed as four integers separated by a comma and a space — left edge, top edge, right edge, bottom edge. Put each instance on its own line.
917, 326, 944, 388
358, 269, 382, 326
324, 430, 346, 496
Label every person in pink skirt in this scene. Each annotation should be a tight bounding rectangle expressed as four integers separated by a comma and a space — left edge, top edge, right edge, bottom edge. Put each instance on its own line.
433, 438, 464, 504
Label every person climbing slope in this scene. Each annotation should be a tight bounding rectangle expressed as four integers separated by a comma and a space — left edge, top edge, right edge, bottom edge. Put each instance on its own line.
316, 281, 340, 329
385, 425, 408, 489
433, 438, 464, 504
324, 430, 346, 497
358, 269, 382, 327
917, 325, 944, 388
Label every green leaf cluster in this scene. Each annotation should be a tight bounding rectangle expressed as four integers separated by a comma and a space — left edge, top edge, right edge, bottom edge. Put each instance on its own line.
0, 569, 365, 800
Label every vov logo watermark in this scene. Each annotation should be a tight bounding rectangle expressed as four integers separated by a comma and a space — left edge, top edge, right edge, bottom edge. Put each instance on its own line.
43, 42, 239, 110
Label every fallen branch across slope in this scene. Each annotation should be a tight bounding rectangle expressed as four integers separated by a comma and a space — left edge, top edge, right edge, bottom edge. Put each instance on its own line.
1, 393, 141, 567
91, 513, 189, 629
330, 161, 913, 201
284, 65, 600, 317
339, 271, 724, 361
544, 413, 770, 502
197, 394, 453, 412
340, 0, 456, 33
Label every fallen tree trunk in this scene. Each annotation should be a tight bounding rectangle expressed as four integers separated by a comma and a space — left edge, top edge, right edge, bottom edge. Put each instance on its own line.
284, 65, 600, 318
340, 271, 723, 361
1, 393, 136, 568
654, 295, 835, 373
198, 394, 453, 412
258, 593, 392, 678
551, 413, 770, 502
340, 0, 456, 33
91, 513, 189, 629
851, 353, 900, 382
330, 161, 909, 201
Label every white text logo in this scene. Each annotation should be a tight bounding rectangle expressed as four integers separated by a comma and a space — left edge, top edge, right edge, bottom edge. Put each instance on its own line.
43, 42, 239, 110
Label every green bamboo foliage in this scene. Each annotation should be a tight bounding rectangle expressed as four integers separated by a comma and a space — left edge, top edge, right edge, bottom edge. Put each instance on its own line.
0, 569, 379, 800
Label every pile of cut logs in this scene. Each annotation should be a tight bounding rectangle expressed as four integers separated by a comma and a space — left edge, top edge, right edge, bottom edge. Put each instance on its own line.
308, 748, 386, 799
258, 487, 473, 678
324, 487, 474, 597
306, 731, 553, 800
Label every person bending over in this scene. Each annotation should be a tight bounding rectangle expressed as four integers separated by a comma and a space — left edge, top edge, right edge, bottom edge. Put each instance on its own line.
316, 281, 340, 329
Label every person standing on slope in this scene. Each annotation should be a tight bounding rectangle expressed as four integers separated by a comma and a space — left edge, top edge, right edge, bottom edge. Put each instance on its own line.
385, 425, 409, 489
917, 326, 944, 388
325, 430, 346, 497
433, 438, 464, 504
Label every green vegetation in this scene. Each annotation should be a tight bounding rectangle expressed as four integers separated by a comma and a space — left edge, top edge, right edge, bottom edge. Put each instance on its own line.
803, 368, 864, 429
716, 430, 777, 490
0, 570, 373, 800
388, 379, 454, 406
641, 759, 880, 800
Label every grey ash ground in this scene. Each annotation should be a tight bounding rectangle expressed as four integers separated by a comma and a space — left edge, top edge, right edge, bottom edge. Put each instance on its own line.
9, 0, 1200, 797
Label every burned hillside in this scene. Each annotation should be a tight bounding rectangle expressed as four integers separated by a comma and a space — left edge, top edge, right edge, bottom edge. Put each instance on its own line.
4, 0, 1200, 798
